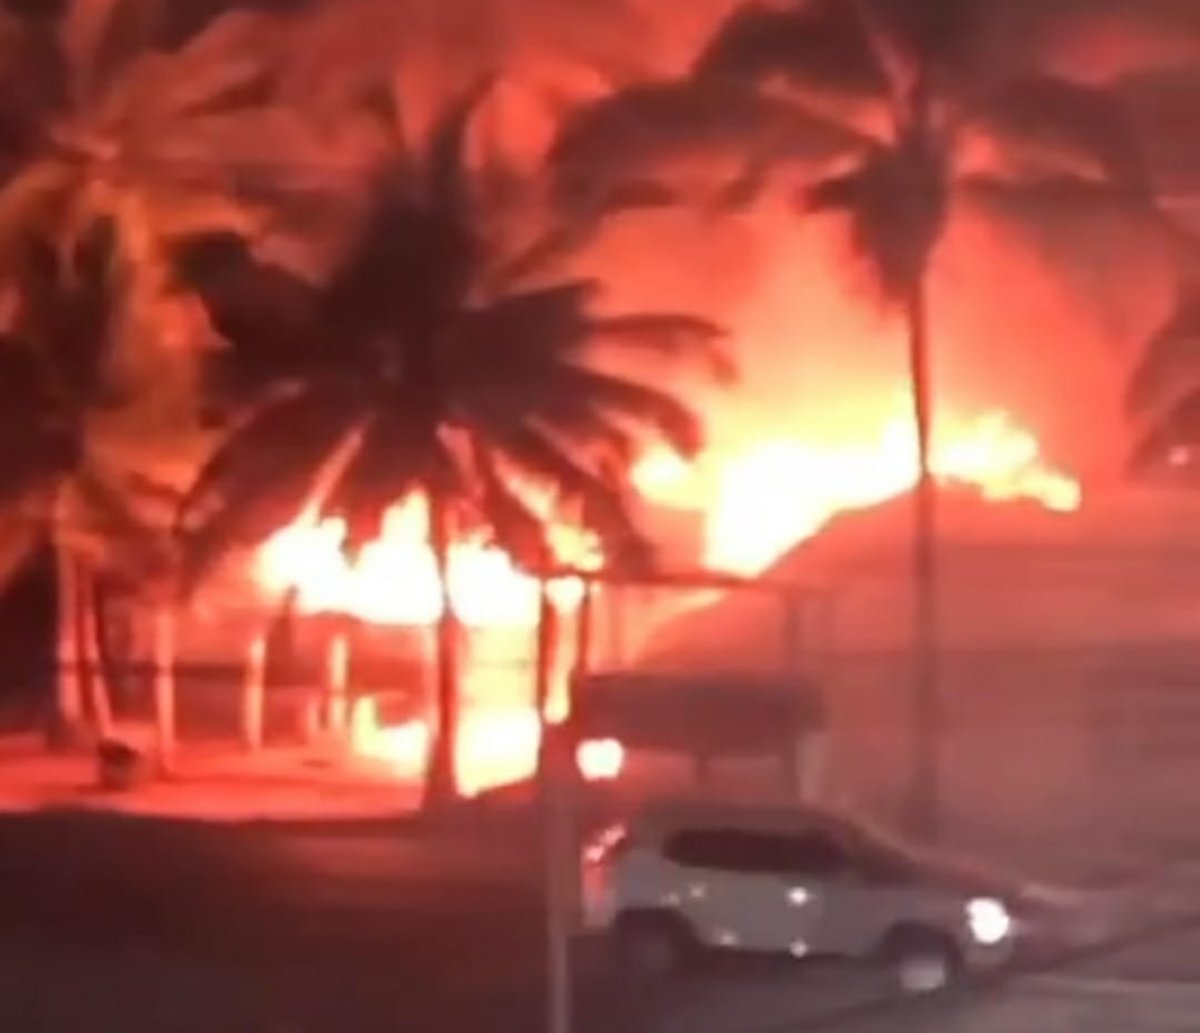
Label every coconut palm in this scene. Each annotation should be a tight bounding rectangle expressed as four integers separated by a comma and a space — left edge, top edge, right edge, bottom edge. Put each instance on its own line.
175, 86, 728, 806
549, 0, 1176, 835
0, 0, 304, 744
1127, 265, 1200, 476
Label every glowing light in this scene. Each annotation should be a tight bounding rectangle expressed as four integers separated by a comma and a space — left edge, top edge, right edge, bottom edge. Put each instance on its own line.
351, 703, 624, 797
695, 408, 1081, 575
632, 447, 705, 505
967, 897, 1014, 946
255, 494, 596, 628
576, 737, 626, 781
253, 405, 1079, 798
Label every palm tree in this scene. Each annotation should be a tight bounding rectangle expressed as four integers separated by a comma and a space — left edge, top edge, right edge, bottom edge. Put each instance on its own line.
550, 0, 1171, 836
175, 86, 728, 807
0, 0, 301, 745
1127, 260, 1200, 475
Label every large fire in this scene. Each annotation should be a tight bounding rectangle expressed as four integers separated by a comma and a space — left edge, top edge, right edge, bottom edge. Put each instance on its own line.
636, 407, 1082, 575
252, 406, 1080, 794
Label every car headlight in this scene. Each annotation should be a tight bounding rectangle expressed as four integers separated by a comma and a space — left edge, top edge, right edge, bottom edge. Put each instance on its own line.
967, 897, 1013, 946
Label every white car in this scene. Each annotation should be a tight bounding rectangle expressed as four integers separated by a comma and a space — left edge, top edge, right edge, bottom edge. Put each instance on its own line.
581, 800, 1032, 994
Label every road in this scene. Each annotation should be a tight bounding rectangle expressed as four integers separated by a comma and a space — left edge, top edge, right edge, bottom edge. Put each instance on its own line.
0, 811, 1196, 1032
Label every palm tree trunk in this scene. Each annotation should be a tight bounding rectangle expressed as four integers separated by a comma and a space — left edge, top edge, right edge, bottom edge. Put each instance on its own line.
152, 606, 176, 774
908, 272, 941, 840
51, 542, 84, 748
423, 493, 460, 808
78, 564, 114, 740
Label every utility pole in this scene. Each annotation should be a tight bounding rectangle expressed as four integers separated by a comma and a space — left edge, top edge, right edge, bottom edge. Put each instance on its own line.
906, 68, 943, 841
536, 583, 571, 1033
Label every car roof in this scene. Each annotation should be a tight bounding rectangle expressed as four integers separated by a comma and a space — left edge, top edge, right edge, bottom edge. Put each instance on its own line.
629, 797, 860, 841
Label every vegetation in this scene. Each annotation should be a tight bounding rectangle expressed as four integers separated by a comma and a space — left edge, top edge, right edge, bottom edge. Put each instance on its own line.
0, 0, 300, 743
549, 0, 1186, 833
175, 85, 727, 803
0, 0, 1188, 808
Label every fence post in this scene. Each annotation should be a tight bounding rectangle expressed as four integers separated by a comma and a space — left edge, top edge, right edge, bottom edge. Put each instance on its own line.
152, 607, 175, 775
326, 629, 350, 738
242, 632, 267, 752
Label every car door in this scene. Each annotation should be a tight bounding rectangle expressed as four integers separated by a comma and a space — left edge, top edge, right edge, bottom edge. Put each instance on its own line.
663, 828, 817, 952
773, 828, 861, 956
794, 832, 903, 956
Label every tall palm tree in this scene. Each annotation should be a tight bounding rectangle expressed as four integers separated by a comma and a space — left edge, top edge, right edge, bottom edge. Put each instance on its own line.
1127, 261, 1200, 475
0, 0, 302, 743
176, 87, 729, 807
550, 0, 1172, 836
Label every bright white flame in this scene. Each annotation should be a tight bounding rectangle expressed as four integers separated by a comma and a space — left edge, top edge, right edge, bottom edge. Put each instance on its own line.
256, 495, 593, 628
351, 703, 625, 797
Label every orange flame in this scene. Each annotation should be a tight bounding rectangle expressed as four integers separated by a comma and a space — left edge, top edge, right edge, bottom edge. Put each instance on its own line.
251, 406, 1078, 797
255, 494, 596, 626
636, 407, 1082, 575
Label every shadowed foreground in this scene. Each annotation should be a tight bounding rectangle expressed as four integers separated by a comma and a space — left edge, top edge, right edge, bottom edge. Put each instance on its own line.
0, 810, 1197, 1033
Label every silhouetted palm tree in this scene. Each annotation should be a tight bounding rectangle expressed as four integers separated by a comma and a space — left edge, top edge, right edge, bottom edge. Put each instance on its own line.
176, 87, 728, 806
0, 0, 300, 743
1127, 263, 1200, 475
551, 0, 1171, 835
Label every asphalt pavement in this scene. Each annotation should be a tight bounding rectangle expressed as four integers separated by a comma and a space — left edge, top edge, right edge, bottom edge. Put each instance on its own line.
0, 810, 1197, 1033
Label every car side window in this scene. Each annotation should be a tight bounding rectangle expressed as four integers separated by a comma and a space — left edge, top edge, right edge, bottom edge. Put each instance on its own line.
782, 831, 849, 878
664, 828, 849, 877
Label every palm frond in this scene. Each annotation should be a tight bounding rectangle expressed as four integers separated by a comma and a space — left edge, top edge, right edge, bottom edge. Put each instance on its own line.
447, 281, 598, 372
177, 383, 358, 537
864, 0, 977, 75
0, 343, 77, 502
60, 0, 163, 112
424, 76, 495, 220
964, 76, 1150, 193
693, 0, 886, 109
543, 366, 707, 460
805, 136, 949, 300
960, 176, 1175, 258
145, 9, 287, 120
488, 224, 608, 293
548, 78, 856, 222
588, 313, 733, 382
1128, 393, 1200, 476
323, 408, 437, 551
1126, 294, 1200, 416
487, 419, 645, 560
322, 167, 481, 344
471, 445, 551, 570
174, 236, 326, 410
0, 494, 47, 594
0, 11, 61, 172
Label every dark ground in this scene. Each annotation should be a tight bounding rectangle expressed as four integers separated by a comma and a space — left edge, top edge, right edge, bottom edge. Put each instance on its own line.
0, 810, 555, 1033
0, 808, 1197, 1033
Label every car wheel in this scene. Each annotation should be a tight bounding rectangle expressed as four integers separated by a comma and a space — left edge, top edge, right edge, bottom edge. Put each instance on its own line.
882, 928, 962, 995
613, 912, 692, 977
